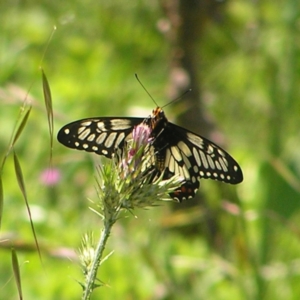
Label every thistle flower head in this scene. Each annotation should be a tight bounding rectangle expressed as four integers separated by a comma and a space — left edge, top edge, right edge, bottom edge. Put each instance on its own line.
120, 123, 152, 178
93, 122, 182, 222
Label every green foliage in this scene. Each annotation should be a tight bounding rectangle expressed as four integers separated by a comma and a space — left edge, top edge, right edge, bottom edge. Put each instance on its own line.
1, 0, 300, 299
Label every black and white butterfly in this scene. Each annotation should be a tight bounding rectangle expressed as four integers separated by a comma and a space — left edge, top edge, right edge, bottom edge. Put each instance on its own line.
57, 106, 243, 201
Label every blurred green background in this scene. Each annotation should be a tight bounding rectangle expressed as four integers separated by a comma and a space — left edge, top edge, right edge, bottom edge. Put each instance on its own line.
1, 0, 300, 299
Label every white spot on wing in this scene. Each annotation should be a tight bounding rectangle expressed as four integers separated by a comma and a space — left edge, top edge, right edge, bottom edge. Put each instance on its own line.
187, 133, 204, 149
215, 161, 222, 170
207, 145, 214, 154
87, 133, 96, 141
96, 122, 107, 131
219, 157, 228, 172
182, 166, 190, 180
171, 146, 182, 162
199, 150, 209, 169
110, 119, 134, 130
207, 155, 215, 169
78, 126, 86, 134
168, 154, 175, 173
115, 132, 125, 147
218, 149, 226, 157
177, 141, 192, 156
105, 132, 117, 148
96, 132, 107, 144
78, 128, 91, 140
182, 153, 191, 169
81, 121, 92, 126
192, 147, 201, 167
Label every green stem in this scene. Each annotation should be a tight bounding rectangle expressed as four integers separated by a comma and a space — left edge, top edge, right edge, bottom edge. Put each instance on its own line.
82, 218, 115, 300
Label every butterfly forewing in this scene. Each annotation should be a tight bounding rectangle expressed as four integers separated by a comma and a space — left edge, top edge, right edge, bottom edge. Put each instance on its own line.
168, 123, 243, 184
144, 117, 243, 201
57, 117, 144, 158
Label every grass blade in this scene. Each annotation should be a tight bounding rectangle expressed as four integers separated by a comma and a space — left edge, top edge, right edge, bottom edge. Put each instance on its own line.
12, 107, 31, 147
11, 248, 23, 300
13, 151, 42, 262
0, 106, 31, 172
13, 152, 27, 199
42, 69, 54, 154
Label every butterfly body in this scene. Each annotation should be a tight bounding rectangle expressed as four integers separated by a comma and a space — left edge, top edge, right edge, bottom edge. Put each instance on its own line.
58, 107, 243, 201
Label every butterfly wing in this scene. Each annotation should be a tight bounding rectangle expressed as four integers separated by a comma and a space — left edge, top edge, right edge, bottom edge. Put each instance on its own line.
57, 117, 144, 158
151, 122, 243, 201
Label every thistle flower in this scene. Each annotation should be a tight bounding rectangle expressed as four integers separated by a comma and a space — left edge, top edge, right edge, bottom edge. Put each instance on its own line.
92, 121, 183, 219
119, 123, 152, 179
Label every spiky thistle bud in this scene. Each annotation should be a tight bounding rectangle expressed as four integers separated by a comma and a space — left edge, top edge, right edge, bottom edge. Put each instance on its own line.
93, 122, 181, 217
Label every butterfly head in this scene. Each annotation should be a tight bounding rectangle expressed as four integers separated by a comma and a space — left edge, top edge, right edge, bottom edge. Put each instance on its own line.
149, 107, 168, 130
152, 107, 164, 118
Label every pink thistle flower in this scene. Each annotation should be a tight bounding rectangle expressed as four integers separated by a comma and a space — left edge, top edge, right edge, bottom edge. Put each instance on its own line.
120, 123, 152, 177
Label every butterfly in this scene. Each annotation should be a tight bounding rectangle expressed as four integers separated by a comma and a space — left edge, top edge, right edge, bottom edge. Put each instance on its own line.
57, 106, 243, 201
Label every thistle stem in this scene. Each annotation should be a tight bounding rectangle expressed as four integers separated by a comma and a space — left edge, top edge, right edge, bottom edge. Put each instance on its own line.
82, 217, 116, 300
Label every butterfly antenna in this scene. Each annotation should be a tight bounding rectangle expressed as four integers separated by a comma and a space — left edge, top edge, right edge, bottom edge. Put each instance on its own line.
162, 89, 192, 109
135, 73, 159, 107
